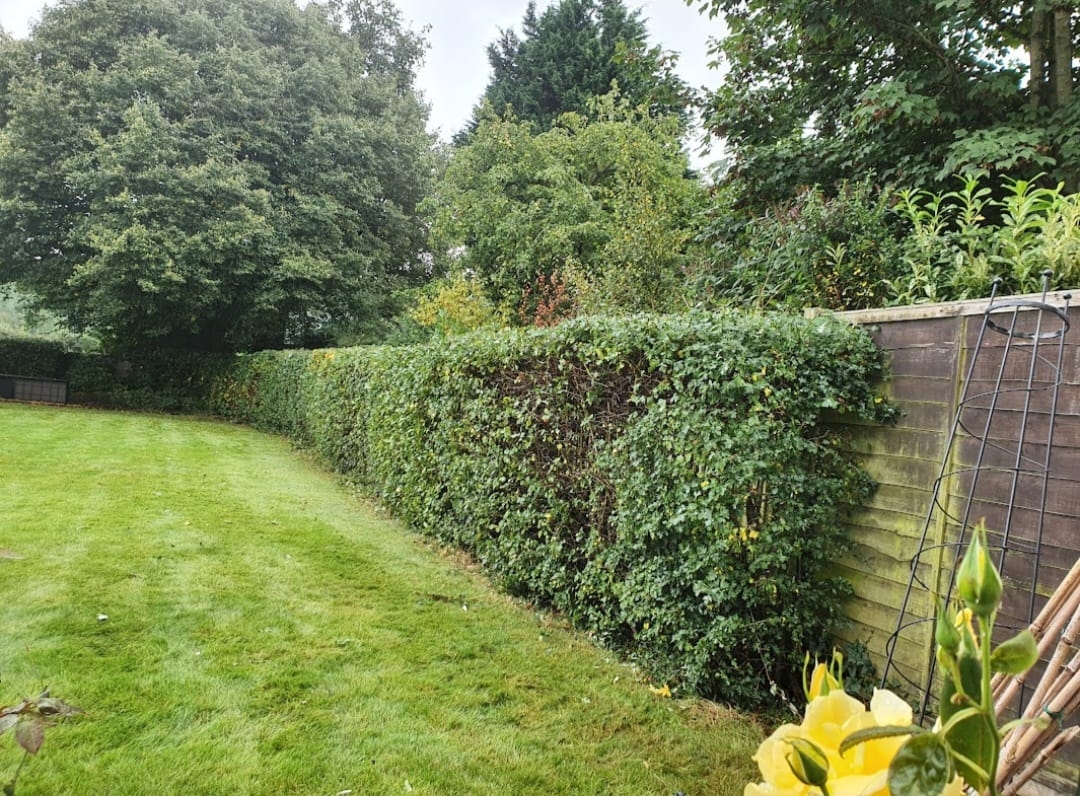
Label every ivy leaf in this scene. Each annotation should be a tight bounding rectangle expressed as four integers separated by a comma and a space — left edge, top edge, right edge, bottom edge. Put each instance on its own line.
887, 734, 952, 796
15, 718, 45, 756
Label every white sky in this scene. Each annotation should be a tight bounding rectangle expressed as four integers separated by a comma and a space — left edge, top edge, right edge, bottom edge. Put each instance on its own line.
0, 0, 722, 156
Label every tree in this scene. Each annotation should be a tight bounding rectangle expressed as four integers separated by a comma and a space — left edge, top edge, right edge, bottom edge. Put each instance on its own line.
427, 92, 707, 322
693, 0, 1080, 208
460, 0, 690, 140
0, 0, 435, 353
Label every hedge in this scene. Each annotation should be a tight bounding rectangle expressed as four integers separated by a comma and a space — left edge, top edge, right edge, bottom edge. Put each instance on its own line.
0, 336, 227, 412
210, 310, 892, 709
0, 336, 70, 378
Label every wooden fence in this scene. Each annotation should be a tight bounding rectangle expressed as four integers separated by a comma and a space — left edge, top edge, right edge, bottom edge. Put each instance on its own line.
825, 293, 1080, 787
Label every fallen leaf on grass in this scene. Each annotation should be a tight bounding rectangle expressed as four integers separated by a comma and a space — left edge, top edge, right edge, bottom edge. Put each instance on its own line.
15, 718, 44, 755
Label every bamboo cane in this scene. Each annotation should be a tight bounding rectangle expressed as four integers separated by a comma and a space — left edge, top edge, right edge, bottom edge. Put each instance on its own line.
994, 588, 1080, 719
998, 659, 1080, 785
993, 563, 1080, 704
1001, 726, 1080, 796
992, 590, 1080, 704
1015, 610, 1080, 729
992, 555, 1080, 787
994, 582, 1080, 697
997, 625, 1080, 770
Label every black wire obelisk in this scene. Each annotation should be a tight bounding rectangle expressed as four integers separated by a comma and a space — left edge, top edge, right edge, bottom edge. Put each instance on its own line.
881, 272, 1072, 721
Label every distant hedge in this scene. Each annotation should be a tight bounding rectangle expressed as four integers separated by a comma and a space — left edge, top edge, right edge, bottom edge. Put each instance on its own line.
210, 311, 891, 709
0, 336, 70, 378
0, 336, 226, 412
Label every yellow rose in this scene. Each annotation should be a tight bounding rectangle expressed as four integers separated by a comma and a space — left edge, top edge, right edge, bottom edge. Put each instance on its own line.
802, 689, 866, 771
852, 689, 915, 773
746, 685, 967, 796
745, 781, 806, 796
748, 722, 810, 794
827, 771, 888, 796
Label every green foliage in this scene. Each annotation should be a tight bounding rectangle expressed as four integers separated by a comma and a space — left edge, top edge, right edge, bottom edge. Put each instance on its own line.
210, 310, 892, 709
0, 337, 69, 378
842, 525, 1040, 795
0, 289, 99, 350
66, 349, 230, 413
887, 175, 1080, 304
0, 0, 434, 353
886, 733, 954, 796
426, 94, 707, 321
692, 0, 1080, 209
833, 640, 882, 706
0, 334, 226, 411
410, 270, 501, 337
463, 0, 691, 139
695, 180, 905, 312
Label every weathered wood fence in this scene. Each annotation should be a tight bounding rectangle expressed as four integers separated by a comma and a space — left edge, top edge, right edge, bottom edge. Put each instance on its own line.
827, 293, 1079, 786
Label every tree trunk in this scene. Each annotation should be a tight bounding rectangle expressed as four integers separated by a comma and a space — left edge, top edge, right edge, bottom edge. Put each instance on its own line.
1030, 5, 1047, 108
1052, 5, 1073, 108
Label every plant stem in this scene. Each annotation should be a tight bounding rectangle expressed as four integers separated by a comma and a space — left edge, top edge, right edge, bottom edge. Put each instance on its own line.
4, 751, 28, 796
981, 615, 1002, 796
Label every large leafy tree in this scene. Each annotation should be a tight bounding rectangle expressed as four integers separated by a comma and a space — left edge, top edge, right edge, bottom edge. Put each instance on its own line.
695, 0, 1080, 207
461, 0, 690, 139
0, 0, 435, 353
427, 92, 706, 321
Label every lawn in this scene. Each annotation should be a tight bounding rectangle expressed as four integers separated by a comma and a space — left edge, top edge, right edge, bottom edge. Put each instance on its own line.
0, 403, 762, 795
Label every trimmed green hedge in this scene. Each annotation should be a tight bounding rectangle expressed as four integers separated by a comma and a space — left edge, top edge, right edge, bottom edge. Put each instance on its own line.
66, 349, 230, 413
211, 311, 891, 709
0, 336, 70, 378
0, 336, 227, 412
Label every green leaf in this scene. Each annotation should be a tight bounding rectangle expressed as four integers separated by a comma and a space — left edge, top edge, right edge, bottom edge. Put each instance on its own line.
940, 652, 993, 791
785, 738, 830, 788
839, 724, 921, 758
991, 629, 1038, 676
887, 734, 953, 796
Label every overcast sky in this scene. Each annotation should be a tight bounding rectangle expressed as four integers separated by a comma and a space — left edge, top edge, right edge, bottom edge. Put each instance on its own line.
1, 0, 722, 153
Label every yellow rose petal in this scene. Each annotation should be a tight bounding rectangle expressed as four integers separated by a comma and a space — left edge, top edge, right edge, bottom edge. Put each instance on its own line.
869, 688, 913, 727
829, 772, 889, 796
752, 724, 805, 789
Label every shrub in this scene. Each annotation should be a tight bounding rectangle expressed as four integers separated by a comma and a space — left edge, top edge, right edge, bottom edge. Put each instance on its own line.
63, 350, 229, 413
888, 175, 1080, 304
410, 271, 501, 336
0, 337, 70, 378
695, 179, 905, 312
209, 311, 891, 709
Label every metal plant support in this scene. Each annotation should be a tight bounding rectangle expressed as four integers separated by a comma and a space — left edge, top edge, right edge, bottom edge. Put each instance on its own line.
881, 273, 1072, 721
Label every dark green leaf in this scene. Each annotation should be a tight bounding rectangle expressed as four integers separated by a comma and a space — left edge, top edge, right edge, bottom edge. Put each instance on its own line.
888, 734, 952, 796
